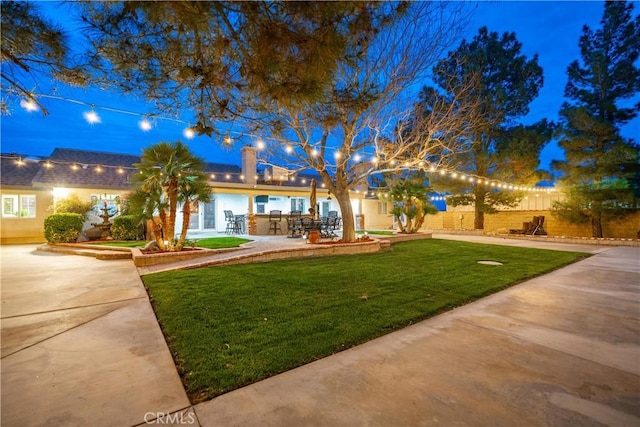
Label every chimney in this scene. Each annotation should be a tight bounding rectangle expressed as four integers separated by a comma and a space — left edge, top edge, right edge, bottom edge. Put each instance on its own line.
241, 146, 257, 185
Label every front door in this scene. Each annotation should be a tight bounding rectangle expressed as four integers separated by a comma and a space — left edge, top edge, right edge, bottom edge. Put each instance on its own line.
188, 201, 200, 230
203, 200, 216, 230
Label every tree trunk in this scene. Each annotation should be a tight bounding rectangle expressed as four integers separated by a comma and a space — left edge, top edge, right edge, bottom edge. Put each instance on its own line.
334, 189, 356, 242
158, 210, 168, 251
474, 204, 484, 230
176, 202, 191, 251
166, 183, 178, 251
591, 211, 604, 238
474, 189, 485, 230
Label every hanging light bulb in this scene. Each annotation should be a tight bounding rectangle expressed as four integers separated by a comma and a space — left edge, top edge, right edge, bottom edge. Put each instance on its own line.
83, 107, 101, 124
285, 145, 293, 154
20, 98, 39, 112
183, 126, 195, 139
256, 139, 266, 150
138, 118, 152, 131
224, 134, 232, 145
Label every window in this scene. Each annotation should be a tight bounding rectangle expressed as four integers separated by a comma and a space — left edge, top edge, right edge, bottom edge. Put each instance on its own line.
378, 201, 388, 215
291, 198, 305, 213
2, 195, 36, 218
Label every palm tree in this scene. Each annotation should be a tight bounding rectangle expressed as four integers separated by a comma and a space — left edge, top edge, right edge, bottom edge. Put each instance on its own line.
131, 141, 211, 251
176, 172, 211, 250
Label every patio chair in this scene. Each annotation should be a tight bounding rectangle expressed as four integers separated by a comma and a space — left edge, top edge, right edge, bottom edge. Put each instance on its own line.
268, 210, 283, 234
287, 211, 302, 237
224, 210, 236, 234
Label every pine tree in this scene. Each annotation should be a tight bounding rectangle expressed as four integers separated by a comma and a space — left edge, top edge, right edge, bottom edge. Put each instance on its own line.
552, 0, 640, 238
424, 27, 550, 229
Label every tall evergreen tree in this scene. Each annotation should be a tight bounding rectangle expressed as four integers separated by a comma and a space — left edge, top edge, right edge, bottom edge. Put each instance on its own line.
0, 1, 85, 114
552, 0, 640, 238
423, 27, 551, 229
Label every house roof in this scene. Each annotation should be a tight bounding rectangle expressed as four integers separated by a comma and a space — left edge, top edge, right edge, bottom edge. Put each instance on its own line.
0, 155, 43, 187
2, 147, 330, 191
3, 147, 248, 189
31, 148, 140, 188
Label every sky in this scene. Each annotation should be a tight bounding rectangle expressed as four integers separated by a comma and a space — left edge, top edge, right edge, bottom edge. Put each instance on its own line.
1, 1, 638, 172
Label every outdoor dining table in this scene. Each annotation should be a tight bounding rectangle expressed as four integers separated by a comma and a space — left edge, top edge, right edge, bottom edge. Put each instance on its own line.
287, 217, 339, 238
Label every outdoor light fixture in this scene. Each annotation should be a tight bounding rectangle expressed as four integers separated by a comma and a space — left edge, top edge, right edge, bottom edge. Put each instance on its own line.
83, 106, 101, 124
327, 191, 332, 200
138, 118, 153, 131
183, 127, 195, 139
20, 98, 39, 112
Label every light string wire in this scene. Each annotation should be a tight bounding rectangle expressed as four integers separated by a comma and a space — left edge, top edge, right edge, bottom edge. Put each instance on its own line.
7, 93, 557, 195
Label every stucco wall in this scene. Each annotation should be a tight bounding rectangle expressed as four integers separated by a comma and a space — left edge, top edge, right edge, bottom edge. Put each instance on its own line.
419, 210, 640, 239
0, 188, 53, 244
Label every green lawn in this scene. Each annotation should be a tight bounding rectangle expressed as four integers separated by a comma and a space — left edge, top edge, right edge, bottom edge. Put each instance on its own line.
91, 236, 251, 249
363, 230, 395, 235
143, 239, 587, 403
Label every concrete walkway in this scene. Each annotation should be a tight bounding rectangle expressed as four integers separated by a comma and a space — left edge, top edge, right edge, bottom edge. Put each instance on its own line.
1, 236, 638, 426
0, 245, 190, 426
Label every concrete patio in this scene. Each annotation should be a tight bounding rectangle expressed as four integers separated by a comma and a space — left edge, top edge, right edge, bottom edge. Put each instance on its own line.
1, 236, 638, 426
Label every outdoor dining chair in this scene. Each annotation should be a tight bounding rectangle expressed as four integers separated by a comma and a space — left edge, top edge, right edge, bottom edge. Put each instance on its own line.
268, 210, 283, 234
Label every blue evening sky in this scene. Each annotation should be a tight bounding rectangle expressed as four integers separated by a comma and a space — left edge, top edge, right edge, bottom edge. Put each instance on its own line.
1, 1, 638, 172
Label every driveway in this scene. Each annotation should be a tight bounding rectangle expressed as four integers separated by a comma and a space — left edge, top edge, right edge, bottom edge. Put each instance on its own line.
1, 245, 189, 427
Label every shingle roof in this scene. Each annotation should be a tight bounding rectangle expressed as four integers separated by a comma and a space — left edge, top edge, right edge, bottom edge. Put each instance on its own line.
27, 148, 244, 188
32, 148, 141, 188
0, 155, 43, 187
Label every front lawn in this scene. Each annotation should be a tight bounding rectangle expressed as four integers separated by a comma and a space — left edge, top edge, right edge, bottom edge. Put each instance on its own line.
143, 239, 587, 403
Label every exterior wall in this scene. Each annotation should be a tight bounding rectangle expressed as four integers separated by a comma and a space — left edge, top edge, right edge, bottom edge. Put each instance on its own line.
0, 186, 129, 244
420, 209, 640, 239
483, 210, 640, 239
0, 188, 53, 244
361, 199, 394, 230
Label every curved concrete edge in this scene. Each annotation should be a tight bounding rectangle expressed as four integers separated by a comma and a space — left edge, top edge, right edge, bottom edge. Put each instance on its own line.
131, 246, 243, 267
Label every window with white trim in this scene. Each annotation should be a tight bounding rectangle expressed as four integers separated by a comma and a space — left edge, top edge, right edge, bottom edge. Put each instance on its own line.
377, 201, 388, 215
2, 194, 36, 218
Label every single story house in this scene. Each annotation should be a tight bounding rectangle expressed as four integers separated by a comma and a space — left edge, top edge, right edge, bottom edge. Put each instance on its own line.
1, 147, 390, 244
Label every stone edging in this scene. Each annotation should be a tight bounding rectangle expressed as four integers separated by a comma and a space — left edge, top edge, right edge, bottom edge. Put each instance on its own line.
131, 247, 243, 267
491, 233, 640, 247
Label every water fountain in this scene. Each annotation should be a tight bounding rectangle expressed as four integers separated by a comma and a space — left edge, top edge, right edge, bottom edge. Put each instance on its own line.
86, 201, 116, 240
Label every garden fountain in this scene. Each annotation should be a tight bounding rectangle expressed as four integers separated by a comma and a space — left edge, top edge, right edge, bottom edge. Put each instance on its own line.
86, 201, 116, 240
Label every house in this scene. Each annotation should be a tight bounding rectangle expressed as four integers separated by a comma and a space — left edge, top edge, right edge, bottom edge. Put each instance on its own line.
0, 147, 387, 244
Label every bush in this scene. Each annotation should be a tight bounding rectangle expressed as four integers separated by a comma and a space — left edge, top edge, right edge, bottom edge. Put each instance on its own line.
51, 193, 94, 216
111, 215, 141, 240
44, 213, 84, 243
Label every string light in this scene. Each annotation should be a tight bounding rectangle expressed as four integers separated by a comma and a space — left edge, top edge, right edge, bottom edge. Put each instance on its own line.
83, 108, 101, 124
138, 118, 153, 131
183, 127, 195, 139
6, 91, 559, 193
20, 98, 39, 112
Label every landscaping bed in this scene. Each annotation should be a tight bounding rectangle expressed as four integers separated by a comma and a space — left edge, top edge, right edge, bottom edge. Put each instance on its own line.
142, 239, 588, 403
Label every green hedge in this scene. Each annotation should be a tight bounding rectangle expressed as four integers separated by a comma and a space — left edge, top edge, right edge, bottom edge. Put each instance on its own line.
44, 213, 84, 243
111, 215, 140, 240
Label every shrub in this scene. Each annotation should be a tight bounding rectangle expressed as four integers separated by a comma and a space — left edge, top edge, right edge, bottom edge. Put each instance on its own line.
111, 215, 141, 240
44, 213, 84, 243
50, 193, 95, 216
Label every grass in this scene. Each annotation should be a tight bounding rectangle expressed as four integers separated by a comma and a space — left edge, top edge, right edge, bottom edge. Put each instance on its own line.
362, 229, 395, 235
91, 236, 251, 249
142, 239, 587, 403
